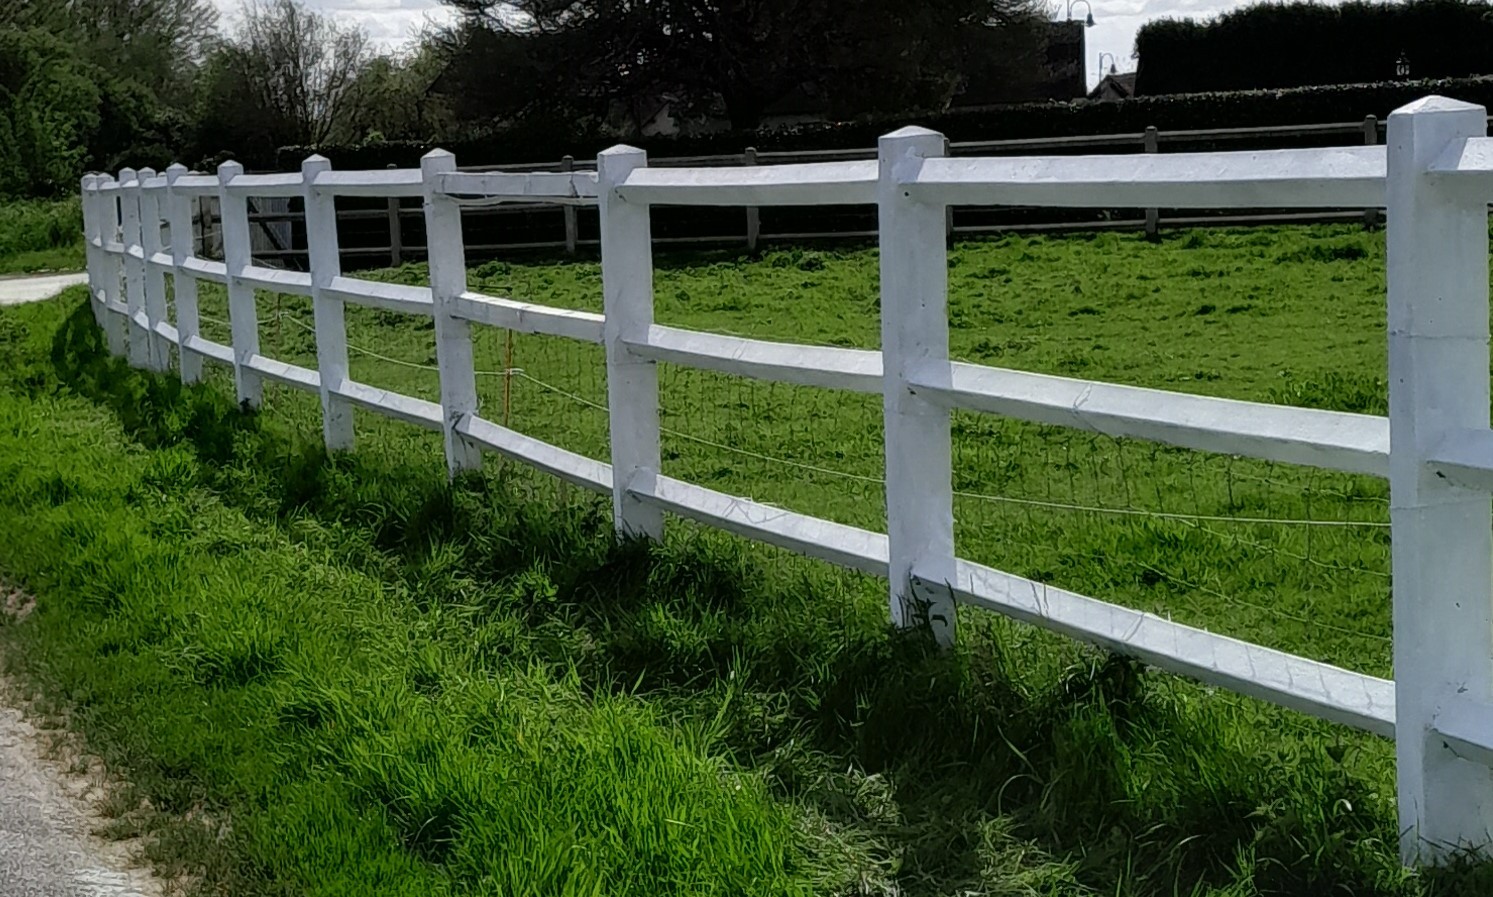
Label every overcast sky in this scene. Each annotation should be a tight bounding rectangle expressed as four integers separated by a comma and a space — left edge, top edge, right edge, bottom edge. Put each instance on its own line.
212, 0, 1260, 90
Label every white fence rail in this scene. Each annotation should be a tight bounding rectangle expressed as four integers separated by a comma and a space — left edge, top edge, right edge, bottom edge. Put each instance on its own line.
79, 95, 1493, 867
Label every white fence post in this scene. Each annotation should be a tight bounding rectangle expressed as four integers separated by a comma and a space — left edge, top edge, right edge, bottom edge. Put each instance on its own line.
165, 164, 203, 384
877, 127, 957, 646
597, 145, 664, 540
1386, 95, 1493, 863
302, 155, 356, 453
80, 175, 104, 330
119, 167, 150, 369
138, 168, 170, 372
421, 150, 483, 475
97, 177, 127, 357
217, 161, 262, 409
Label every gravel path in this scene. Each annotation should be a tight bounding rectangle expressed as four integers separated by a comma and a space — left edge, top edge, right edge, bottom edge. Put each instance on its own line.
0, 273, 88, 306
0, 702, 162, 897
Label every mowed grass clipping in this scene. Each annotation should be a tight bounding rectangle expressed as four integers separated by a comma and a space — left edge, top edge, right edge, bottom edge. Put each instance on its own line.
1, 225, 1492, 895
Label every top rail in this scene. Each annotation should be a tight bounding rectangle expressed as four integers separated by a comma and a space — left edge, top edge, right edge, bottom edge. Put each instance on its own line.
168, 174, 219, 196
223, 171, 304, 197
437, 170, 599, 203
311, 168, 423, 197
615, 161, 878, 206
1429, 135, 1493, 199
908, 145, 1387, 209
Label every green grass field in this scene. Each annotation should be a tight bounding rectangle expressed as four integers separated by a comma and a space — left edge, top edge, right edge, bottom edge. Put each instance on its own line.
1, 225, 1487, 895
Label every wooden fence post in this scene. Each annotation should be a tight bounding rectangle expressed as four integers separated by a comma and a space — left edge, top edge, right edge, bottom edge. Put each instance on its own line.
562, 155, 579, 255
1364, 115, 1380, 228
877, 127, 956, 646
943, 137, 955, 245
304, 155, 356, 452
1144, 126, 1160, 240
597, 145, 664, 541
1386, 95, 1493, 864
744, 147, 761, 251
421, 150, 484, 476
196, 195, 207, 260
137, 167, 170, 372
387, 163, 403, 266
217, 160, 262, 408
119, 167, 152, 369
165, 164, 203, 384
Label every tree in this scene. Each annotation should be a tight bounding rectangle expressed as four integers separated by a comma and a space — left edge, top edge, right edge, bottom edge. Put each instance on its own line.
1, 0, 218, 96
435, 0, 1047, 132
339, 40, 455, 144
194, 0, 374, 162
0, 0, 217, 187
0, 27, 102, 197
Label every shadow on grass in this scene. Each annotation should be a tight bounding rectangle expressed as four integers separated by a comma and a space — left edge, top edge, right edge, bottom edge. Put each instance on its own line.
43, 299, 1493, 896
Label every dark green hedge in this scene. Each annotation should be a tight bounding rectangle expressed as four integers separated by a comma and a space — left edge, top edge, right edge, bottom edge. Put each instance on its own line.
1135, 0, 1493, 96
272, 75, 1493, 172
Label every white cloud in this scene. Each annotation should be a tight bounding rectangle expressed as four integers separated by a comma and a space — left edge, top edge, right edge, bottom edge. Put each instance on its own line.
212, 0, 456, 48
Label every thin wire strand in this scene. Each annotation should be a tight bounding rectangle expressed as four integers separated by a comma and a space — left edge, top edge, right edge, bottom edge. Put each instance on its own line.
222, 310, 1393, 531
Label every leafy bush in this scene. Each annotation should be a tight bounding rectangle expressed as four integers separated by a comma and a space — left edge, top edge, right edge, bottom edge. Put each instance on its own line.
0, 197, 82, 256
0, 28, 102, 198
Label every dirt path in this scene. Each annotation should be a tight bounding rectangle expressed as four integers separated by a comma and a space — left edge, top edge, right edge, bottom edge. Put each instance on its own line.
0, 702, 164, 896
0, 273, 88, 307
0, 589, 165, 897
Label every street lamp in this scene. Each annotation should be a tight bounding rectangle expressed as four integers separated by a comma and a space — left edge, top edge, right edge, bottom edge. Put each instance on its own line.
1396, 53, 1411, 78
1066, 0, 1095, 27
1098, 52, 1118, 76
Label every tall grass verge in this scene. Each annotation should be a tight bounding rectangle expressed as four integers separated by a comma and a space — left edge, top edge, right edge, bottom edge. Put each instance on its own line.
0, 197, 84, 274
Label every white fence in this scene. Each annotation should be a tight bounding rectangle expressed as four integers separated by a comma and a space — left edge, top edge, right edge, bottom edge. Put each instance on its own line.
79, 95, 1493, 867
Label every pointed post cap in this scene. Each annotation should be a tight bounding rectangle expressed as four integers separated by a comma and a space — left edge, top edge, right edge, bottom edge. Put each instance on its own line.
1391, 95, 1488, 119
421, 148, 457, 176
881, 125, 943, 141
301, 153, 332, 177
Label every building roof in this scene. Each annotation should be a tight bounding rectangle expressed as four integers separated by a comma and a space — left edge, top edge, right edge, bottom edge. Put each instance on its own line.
1087, 71, 1137, 101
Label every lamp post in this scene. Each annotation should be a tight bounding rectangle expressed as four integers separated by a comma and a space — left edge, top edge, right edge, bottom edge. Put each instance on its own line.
1098, 52, 1118, 76
1065, 0, 1095, 27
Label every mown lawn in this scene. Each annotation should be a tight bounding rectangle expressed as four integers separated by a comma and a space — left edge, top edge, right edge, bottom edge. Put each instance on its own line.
0, 225, 1488, 895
